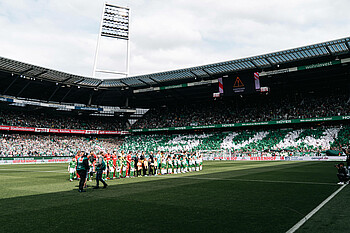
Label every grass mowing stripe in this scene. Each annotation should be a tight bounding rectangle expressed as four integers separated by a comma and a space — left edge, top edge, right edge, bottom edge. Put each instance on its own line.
286, 184, 348, 233
170, 176, 336, 186
0, 161, 340, 232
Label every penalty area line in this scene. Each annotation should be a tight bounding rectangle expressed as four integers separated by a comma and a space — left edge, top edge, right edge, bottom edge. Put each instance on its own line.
286, 183, 347, 233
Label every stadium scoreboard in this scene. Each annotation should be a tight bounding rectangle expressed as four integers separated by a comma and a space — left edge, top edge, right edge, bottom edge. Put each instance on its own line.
220, 72, 260, 96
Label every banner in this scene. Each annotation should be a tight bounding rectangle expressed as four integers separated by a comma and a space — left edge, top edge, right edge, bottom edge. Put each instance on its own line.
0, 125, 129, 135
259, 59, 348, 77
284, 156, 346, 161
218, 77, 224, 94
0, 157, 72, 164
254, 72, 260, 90
212, 156, 284, 161
131, 115, 350, 133
208, 156, 346, 161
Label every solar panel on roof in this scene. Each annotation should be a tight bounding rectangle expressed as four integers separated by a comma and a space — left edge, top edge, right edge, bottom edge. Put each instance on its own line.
303, 50, 311, 57
308, 49, 316, 56
276, 55, 285, 62
339, 43, 347, 51
320, 47, 329, 54
329, 45, 337, 53
285, 53, 294, 60
141, 77, 157, 84
234, 63, 243, 69
243, 61, 254, 68
300, 51, 307, 58
295, 52, 303, 58
192, 69, 208, 77
219, 65, 233, 72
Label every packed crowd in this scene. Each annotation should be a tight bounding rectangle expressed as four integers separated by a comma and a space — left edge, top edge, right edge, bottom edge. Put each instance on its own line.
0, 123, 349, 158
133, 93, 350, 129
0, 93, 348, 131
0, 110, 126, 130
123, 125, 350, 154
68, 150, 203, 182
0, 134, 121, 157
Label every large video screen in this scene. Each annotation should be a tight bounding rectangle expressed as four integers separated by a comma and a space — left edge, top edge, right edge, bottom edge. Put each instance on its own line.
222, 72, 258, 96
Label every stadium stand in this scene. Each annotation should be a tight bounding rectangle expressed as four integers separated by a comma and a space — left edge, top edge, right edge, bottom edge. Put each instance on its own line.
0, 109, 127, 131
0, 37, 349, 159
1, 125, 348, 157
0, 134, 121, 157
121, 125, 350, 154
132, 92, 349, 129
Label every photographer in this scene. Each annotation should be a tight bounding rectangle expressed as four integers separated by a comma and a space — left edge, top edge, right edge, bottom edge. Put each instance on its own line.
342, 147, 350, 169
335, 162, 349, 185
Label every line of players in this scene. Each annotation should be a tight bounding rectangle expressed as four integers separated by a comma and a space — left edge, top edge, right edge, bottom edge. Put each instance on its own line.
68, 150, 203, 181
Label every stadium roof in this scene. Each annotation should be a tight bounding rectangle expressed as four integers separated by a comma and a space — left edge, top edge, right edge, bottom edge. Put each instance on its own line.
0, 36, 349, 89
0, 36, 349, 108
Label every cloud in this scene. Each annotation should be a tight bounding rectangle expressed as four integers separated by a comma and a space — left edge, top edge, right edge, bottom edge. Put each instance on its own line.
0, 0, 349, 78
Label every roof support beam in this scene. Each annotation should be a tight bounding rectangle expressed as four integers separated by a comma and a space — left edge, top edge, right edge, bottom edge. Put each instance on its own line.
344, 43, 350, 52
325, 46, 333, 55
34, 71, 48, 78
120, 80, 129, 87
139, 78, 151, 87
88, 92, 93, 105
190, 71, 201, 80
20, 68, 34, 75
3, 75, 20, 94
265, 58, 274, 67
149, 77, 160, 85
48, 86, 60, 101
60, 88, 72, 102
202, 69, 213, 78
17, 81, 31, 96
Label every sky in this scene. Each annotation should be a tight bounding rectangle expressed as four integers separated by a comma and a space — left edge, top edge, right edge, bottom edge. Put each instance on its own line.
0, 0, 349, 79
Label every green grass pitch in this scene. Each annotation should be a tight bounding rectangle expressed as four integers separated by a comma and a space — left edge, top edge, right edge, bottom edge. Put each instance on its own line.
0, 161, 349, 233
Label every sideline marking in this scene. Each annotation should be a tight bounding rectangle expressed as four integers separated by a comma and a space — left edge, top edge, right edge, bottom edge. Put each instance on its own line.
286, 184, 347, 233
171, 176, 336, 186
0, 168, 66, 173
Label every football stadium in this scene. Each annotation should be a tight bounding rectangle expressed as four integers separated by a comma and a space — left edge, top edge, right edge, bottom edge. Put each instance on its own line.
0, 1, 350, 233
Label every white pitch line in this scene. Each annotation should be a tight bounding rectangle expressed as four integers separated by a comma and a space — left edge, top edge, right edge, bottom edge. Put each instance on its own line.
286, 184, 347, 233
171, 176, 336, 186
0, 169, 337, 186
0, 168, 67, 173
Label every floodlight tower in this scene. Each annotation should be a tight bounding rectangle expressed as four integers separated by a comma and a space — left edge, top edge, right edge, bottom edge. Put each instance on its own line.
93, 3, 130, 78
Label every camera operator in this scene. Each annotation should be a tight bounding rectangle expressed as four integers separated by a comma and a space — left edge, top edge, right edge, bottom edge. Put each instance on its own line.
335, 162, 349, 185
342, 147, 350, 169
